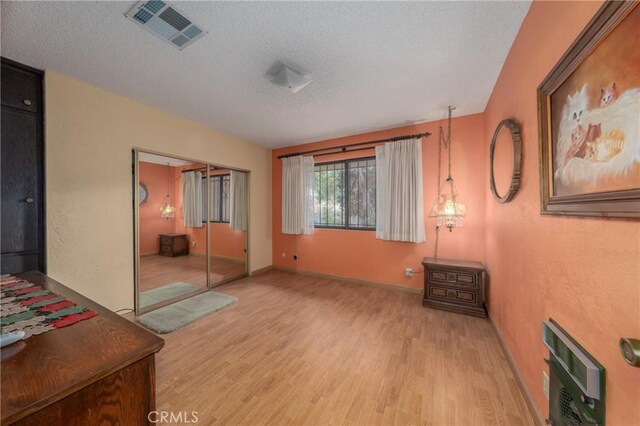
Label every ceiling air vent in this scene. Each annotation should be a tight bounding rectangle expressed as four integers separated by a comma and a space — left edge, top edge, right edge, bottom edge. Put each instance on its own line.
125, 1, 208, 50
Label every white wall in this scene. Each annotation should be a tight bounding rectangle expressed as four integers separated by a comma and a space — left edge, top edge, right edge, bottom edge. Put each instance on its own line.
45, 72, 272, 311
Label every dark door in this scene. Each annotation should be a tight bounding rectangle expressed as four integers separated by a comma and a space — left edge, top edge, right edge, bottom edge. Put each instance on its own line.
1, 58, 45, 274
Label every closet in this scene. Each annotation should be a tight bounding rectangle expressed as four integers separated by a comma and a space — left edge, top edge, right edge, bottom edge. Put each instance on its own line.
1, 58, 45, 274
133, 150, 249, 314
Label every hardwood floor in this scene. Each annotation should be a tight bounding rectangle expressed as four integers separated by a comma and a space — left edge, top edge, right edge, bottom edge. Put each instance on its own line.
151, 270, 534, 425
139, 254, 247, 292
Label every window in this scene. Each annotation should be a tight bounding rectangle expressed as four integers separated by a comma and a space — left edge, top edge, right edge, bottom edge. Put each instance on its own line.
202, 174, 230, 222
314, 158, 376, 229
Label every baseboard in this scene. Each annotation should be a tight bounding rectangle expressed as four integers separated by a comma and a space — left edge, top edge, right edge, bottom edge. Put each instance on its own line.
272, 265, 422, 294
251, 265, 273, 276
490, 317, 545, 426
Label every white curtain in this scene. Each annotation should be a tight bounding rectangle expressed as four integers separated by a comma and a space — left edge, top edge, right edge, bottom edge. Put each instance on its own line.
182, 171, 204, 228
230, 170, 248, 231
282, 155, 314, 235
375, 139, 425, 243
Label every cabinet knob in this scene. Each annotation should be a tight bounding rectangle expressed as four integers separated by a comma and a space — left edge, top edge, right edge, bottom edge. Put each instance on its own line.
24, 197, 34, 203
620, 338, 640, 367
446, 290, 456, 298
23, 99, 32, 106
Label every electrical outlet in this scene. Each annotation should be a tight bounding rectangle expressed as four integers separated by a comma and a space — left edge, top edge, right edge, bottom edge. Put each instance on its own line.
281, 252, 286, 258
405, 268, 413, 277
543, 371, 550, 400
192, 241, 196, 247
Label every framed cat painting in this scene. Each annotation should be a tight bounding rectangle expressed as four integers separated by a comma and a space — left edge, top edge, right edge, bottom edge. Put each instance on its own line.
538, 1, 639, 218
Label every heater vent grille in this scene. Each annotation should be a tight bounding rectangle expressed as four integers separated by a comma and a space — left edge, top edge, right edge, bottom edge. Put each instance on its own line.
125, 1, 207, 50
159, 7, 191, 31
133, 9, 153, 24
559, 387, 583, 425
143, 1, 165, 14
171, 34, 189, 47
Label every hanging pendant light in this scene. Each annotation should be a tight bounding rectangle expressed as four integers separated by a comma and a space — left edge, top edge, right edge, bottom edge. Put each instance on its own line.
429, 106, 466, 238
159, 163, 176, 219
430, 179, 466, 230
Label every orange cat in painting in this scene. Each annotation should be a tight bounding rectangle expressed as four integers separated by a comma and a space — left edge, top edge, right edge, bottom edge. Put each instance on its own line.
564, 123, 602, 165
599, 82, 618, 107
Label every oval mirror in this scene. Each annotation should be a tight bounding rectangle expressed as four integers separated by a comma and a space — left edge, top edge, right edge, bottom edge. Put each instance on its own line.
490, 119, 522, 203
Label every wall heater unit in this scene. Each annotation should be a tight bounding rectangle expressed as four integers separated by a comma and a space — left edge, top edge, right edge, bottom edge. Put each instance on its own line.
543, 319, 605, 425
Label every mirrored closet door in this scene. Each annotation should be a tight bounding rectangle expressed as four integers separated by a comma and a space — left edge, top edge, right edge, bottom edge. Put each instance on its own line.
133, 150, 248, 315
206, 167, 248, 287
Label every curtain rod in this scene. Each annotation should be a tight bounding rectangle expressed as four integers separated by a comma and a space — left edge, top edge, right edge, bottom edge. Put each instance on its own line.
180, 167, 228, 173
180, 167, 208, 173
277, 132, 431, 159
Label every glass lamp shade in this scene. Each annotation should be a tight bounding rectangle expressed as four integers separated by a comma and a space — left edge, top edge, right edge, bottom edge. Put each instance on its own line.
160, 198, 176, 219
430, 192, 466, 231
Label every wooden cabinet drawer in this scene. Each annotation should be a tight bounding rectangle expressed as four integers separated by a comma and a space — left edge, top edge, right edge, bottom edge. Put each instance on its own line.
422, 258, 487, 317
428, 269, 478, 287
158, 234, 188, 257
428, 285, 477, 305
1, 65, 40, 113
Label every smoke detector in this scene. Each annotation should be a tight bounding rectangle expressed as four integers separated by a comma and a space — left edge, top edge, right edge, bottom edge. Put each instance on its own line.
125, 1, 207, 50
267, 62, 312, 94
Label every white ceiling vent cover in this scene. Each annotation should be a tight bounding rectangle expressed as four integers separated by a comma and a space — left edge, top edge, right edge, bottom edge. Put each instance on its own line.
125, 1, 207, 50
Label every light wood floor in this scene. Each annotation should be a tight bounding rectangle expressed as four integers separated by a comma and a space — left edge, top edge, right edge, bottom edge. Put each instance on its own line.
150, 270, 534, 425
139, 254, 246, 292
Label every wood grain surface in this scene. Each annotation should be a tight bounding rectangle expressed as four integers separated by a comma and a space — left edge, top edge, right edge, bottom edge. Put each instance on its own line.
152, 270, 534, 425
1, 272, 164, 424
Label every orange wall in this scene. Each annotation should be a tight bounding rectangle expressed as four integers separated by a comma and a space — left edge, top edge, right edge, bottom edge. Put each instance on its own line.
214, 223, 246, 259
139, 162, 176, 254
272, 113, 485, 289
483, 1, 640, 424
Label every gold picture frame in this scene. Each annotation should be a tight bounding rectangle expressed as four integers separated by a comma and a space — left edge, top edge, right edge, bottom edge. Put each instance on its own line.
537, 1, 639, 218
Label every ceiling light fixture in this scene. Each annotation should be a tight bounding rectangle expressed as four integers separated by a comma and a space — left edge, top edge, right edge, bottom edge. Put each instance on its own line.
267, 62, 312, 94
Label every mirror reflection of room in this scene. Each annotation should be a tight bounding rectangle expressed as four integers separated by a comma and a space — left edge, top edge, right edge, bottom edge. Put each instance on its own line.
138, 153, 207, 309
206, 167, 248, 286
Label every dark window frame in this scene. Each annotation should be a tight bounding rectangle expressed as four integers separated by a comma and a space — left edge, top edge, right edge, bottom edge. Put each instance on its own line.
314, 156, 376, 231
202, 173, 230, 224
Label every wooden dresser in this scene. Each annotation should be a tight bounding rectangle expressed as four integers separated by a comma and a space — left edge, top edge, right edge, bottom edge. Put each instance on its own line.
159, 233, 189, 257
422, 257, 487, 317
1, 272, 164, 425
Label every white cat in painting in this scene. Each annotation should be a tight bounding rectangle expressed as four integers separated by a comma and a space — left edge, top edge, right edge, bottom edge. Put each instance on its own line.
567, 84, 589, 123
556, 84, 590, 170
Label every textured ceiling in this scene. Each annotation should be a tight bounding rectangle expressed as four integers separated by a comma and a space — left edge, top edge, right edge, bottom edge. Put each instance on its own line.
1, 1, 530, 148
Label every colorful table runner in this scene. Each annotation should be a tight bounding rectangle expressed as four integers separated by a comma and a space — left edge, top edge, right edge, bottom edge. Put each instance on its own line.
0, 276, 97, 339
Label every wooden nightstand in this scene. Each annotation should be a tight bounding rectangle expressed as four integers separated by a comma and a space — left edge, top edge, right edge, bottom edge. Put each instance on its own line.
158, 233, 189, 257
422, 257, 487, 317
